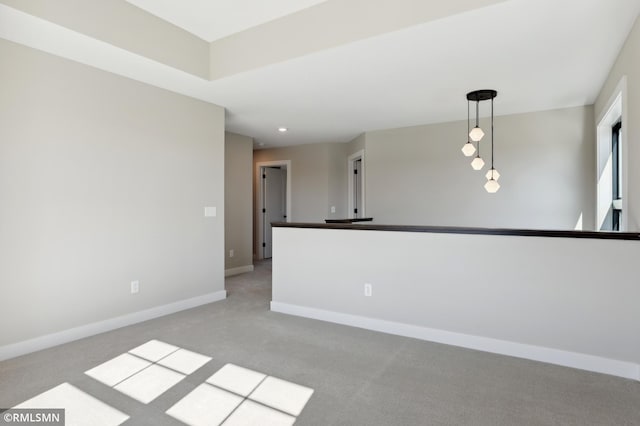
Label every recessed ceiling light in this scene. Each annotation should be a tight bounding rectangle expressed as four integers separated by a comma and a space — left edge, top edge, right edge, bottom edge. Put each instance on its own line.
278, 127, 288, 133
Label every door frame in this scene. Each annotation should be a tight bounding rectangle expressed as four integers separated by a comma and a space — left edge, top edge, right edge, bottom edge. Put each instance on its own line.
256, 160, 292, 260
347, 150, 365, 219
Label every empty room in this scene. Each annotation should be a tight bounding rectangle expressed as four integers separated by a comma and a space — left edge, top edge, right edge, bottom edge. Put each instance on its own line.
1, 0, 639, 425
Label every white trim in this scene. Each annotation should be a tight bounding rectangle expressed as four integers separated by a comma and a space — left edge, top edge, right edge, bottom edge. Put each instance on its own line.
271, 301, 640, 381
256, 160, 292, 260
225, 264, 254, 276
0, 290, 227, 362
347, 149, 365, 219
596, 75, 627, 231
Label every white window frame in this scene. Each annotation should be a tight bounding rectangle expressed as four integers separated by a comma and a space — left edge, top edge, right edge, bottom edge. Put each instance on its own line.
596, 76, 627, 231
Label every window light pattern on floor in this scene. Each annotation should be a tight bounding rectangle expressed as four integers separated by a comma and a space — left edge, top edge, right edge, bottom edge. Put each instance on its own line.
85, 339, 212, 404
14, 340, 313, 426
166, 363, 314, 426
14, 382, 129, 426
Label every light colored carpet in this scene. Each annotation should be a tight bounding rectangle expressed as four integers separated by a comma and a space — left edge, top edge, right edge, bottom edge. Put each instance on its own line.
1, 260, 639, 425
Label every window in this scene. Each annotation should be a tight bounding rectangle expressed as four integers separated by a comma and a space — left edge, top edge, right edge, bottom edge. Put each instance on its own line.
596, 77, 626, 232
611, 121, 622, 231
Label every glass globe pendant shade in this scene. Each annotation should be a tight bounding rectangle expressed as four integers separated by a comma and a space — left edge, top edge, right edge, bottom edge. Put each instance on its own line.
470, 156, 485, 170
485, 178, 500, 193
461, 141, 476, 157
485, 168, 500, 181
469, 126, 485, 142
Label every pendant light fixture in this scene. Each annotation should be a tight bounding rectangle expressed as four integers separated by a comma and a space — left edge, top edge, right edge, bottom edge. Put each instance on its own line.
465, 90, 500, 192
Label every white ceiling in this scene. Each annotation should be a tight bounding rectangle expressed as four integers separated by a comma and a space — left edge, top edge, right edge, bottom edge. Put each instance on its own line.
1, 0, 639, 148
125, 0, 330, 42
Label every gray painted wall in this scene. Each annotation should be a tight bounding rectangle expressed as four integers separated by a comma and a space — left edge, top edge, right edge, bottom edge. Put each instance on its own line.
254, 143, 331, 224
255, 142, 356, 256
225, 132, 254, 271
253, 134, 368, 230
595, 15, 640, 231
256, 106, 595, 232
0, 40, 225, 347
346, 133, 366, 157
365, 106, 595, 230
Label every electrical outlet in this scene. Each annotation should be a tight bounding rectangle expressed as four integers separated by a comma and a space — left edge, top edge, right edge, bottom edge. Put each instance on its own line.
131, 280, 139, 294
229, 249, 234, 258
204, 206, 216, 217
364, 283, 372, 297
331, 206, 336, 213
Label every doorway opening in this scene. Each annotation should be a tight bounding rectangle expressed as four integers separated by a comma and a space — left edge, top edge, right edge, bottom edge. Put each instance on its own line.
256, 160, 291, 259
348, 150, 365, 219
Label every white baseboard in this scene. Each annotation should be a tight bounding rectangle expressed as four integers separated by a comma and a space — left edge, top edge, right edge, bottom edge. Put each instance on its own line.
0, 290, 227, 362
270, 301, 640, 381
225, 265, 254, 277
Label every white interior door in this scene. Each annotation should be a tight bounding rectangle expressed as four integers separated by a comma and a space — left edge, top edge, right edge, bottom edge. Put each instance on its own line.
263, 167, 286, 258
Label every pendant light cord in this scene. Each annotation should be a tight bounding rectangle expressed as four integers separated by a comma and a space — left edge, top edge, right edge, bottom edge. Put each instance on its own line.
467, 100, 470, 140
476, 100, 480, 156
491, 97, 494, 173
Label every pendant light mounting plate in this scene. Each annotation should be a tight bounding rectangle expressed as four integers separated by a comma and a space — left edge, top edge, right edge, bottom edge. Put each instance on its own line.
466, 90, 497, 102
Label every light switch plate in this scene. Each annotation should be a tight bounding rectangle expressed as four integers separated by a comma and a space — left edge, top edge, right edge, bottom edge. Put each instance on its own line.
204, 207, 216, 217
364, 283, 372, 297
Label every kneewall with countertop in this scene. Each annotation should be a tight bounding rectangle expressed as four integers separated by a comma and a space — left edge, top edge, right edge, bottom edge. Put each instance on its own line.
271, 226, 640, 380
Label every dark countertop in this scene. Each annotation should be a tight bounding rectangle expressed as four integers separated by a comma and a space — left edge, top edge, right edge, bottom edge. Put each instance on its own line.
271, 222, 640, 241
325, 218, 373, 224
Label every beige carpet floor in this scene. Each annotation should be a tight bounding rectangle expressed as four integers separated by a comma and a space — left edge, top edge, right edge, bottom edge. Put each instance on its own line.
1, 260, 639, 425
